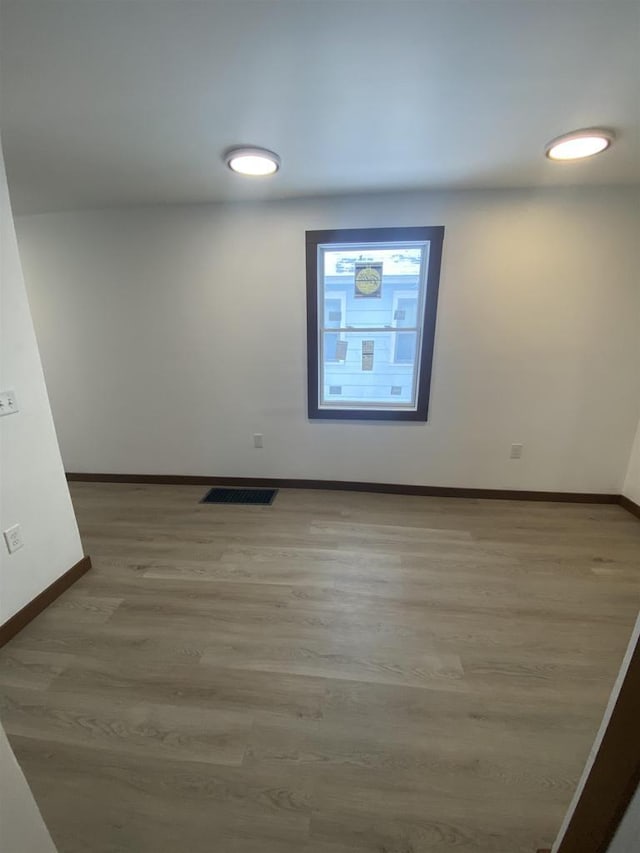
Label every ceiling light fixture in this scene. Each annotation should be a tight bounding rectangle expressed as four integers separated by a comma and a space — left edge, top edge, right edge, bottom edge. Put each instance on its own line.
224, 146, 281, 176
545, 128, 615, 161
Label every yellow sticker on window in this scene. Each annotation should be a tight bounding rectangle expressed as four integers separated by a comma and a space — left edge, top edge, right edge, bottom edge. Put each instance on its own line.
354, 262, 382, 298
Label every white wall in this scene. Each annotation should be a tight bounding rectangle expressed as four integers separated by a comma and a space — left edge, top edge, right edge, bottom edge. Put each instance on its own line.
0, 139, 84, 625
15, 186, 640, 492
0, 723, 57, 853
622, 419, 640, 504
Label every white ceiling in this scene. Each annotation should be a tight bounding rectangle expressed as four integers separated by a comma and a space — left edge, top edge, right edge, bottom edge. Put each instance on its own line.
1, 0, 639, 214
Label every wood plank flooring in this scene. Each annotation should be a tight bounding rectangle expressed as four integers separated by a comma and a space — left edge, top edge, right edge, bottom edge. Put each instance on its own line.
1, 483, 639, 853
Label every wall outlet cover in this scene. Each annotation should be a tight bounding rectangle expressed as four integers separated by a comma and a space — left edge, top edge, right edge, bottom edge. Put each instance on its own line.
0, 389, 19, 417
3, 524, 24, 554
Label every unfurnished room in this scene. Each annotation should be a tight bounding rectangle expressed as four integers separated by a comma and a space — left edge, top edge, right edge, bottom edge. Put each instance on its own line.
0, 2, 639, 852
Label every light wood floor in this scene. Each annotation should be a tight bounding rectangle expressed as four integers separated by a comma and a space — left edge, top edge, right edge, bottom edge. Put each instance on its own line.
1, 484, 639, 853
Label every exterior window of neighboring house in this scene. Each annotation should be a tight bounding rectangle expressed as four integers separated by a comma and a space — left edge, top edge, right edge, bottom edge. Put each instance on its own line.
323, 294, 347, 362
306, 226, 444, 421
392, 293, 418, 364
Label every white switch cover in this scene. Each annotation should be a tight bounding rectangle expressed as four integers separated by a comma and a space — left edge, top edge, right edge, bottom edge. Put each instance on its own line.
0, 389, 19, 417
253, 433, 264, 448
510, 443, 524, 459
3, 524, 24, 554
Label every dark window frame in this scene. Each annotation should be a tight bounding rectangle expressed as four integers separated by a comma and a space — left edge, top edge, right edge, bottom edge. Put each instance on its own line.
306, 226, 444, 421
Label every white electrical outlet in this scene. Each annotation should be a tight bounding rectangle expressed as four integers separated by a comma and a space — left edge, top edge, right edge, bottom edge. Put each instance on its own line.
253, 433, 264, 449
510, 443, 524, 459
0, 389, 19, 417
3, 524, 24, 554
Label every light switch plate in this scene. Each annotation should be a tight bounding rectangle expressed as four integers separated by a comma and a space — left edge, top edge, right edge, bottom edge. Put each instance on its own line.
0, 389, 19, 417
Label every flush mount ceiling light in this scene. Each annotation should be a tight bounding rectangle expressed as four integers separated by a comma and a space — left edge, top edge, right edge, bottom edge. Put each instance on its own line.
545, 128, 615, 161
224, 146, 281, 176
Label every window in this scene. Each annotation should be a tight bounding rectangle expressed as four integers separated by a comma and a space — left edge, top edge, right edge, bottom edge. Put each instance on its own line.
306, 226, 444, 421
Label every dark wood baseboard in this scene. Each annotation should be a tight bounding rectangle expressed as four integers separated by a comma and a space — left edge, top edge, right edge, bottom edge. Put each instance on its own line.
65, 473, 621, 505
619, 494, 640, 520
0, 556, 92, 648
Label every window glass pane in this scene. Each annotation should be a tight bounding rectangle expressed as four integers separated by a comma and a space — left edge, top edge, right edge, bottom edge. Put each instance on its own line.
321, 330, 417, 408
318, 242, 427, 411
322, 247, 422, 333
